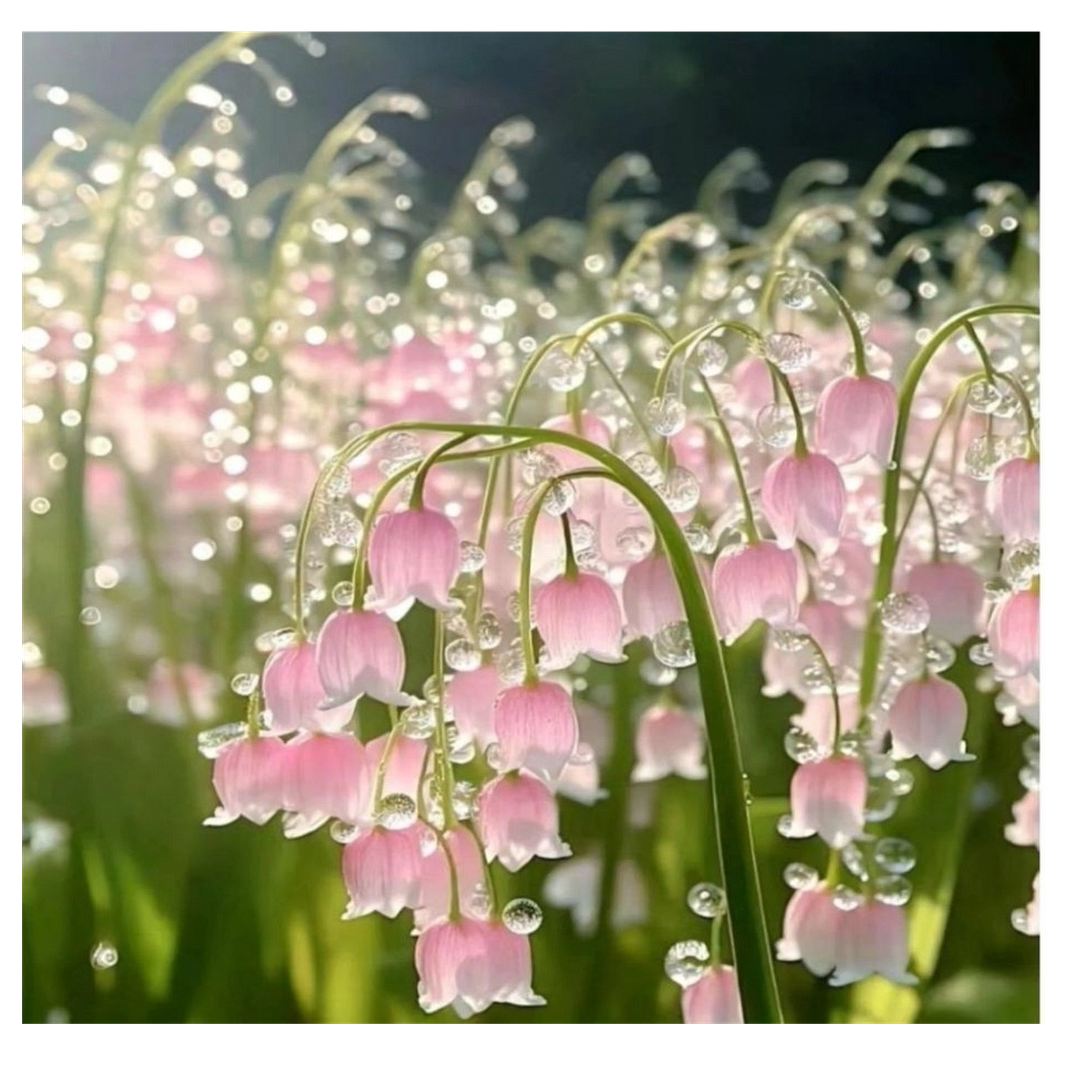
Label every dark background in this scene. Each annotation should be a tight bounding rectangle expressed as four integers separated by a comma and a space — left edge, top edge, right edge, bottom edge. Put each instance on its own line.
23, 32, 1039, 221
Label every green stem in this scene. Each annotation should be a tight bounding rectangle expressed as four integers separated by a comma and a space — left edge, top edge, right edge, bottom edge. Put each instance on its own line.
856, 303, 1039, 717
798, 268, 867, 377
342, 419, 783, 1023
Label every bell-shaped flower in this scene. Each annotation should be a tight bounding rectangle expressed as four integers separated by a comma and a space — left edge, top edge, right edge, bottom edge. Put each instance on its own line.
263, 641, 354, 735
365, 732, 428, 807
904, 561, 984, 644
415, 915, 545, 1017
622, 554, 685, 641
681, 966, 744, 1024
888, 675, 971, 770
988, 457, 1039, 544
367, 505, 461, 613
414, 826, 487, 931
815, 373, 898, 465
534, 570, 626, 670
763, 599, 854, 699
1005, 790, 1039, 848
712, 541, 800, 644
631, 705, 707, 782
791, 692, 859, 751
445, 664, 502, 750
476, 770, 571, 872
315, 609, 411, 709
542, 856, 647, 935
762, 452, 846, 555
776, 885, 845, 977
205, 734, 288, 827
492, 679, 579, 785
788, 755, 868, 848
829, 899, 916, 988
342, 822, 429, 919
281, 732, 371, 838
988, 589, 1040, 679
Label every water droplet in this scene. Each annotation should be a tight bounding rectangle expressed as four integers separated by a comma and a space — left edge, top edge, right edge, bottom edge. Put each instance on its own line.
542, 348, 587, 392
776, 813, 797, 838
625, 451, 664, 487
766, 332, 814, 374
873, 837, 916, 874
694, 338, 729, 376
880, 592, 931, 635
1022, 733, 1040, 766
756, 401, 797, 449
874, 874, 913, 906
646, 394, 689, 437
683, 523, 713, 553
771, 627, 810, 653
451, 780, 477, 819
459, 541, 487, 573
468, 883, 493, 918
400, 702, 436, 740
1003, 540, 1039, 589
268, 627, 299, 649
640, 656, 678, 686
542, 478, 576, 516
968, 641, 995, 666
445, 638, 482, 673
79, 607, 101, 626
784, 727, 823, 764
616, 525, 654, 558
967, 379, 1003, 415
783, 862, 819, 891
964, 434, 1007, 480
925, 638, 957, 674
652, 621, 696, 668
864, 776, 898, 823
90, 941, 118, 969
664, 940, 710, 987
502, 897, 544, 935
660, 467, 701, 513
1020, 763, 1039, 791
476, 610, 503, 650
331, 820, 360, 844
841, 843, 870, 881
382, 431, 422, 466
496, 642, 526, 684
331, 581, 355, 607
686, 882, 726, 919
831, 885, 862, 912
230, 672, 259, 696
324, 461, 352, 498
1010, 907, 1033, 935
781, 276, 815, 311
418, 825, 439, 856
887, 767, 915, 796
376, 793, 418, 830
196, 722, 246, 759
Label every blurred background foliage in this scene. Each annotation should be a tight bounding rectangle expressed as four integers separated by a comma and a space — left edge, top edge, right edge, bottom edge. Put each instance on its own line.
22, 31, 1038, 1024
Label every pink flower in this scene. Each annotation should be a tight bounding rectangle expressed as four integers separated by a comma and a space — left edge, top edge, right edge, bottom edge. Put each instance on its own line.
762, 452, 846, 555
988, 457, 1039, 544
281, 733, 371, 838
681, 966, 743, 1024
542, 856, 647, 934
493, 679, 579, 785
476, 771, 571, 871
788, 756, 867, 848
205, 735, 287, 827
315, 609, 411, 708
792, 693, 859, 750
815, 373, 898, 464
1005, 790, 1039, 848
763, 599, 854, 699
631, 705, 706, 782
888, 675, 971, 770
712, 541, 800, 644
988, 589, 1039, 679
829, 900, 916, 988
622, 554, 686, 641
342, 822, 428, 919
445, 664, 503, 749
415, 827, 486, 930
415, 916, 545, 1017
904, 561, 984, 644
263, 642, 354, 735
534, 570, 625, 669
367, 505, 461, 613
776, 885, 845, 977
365, 732, 428, 802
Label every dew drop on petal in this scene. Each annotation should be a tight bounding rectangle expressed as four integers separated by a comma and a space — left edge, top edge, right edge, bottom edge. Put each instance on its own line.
783, 862, 819, 891
880, 592, 931, 634
376, 793, 418, 831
